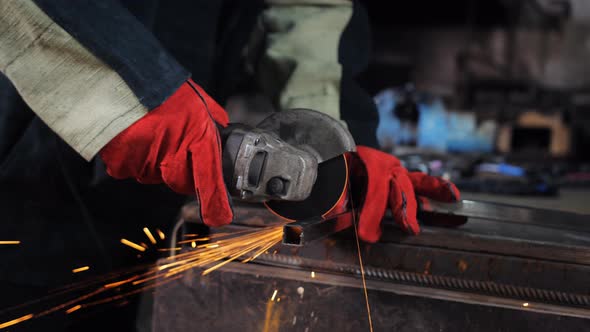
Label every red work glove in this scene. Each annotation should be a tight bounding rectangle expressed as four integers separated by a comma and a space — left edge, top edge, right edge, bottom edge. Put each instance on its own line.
99, 79, 233, 227
353, 146, 460, 242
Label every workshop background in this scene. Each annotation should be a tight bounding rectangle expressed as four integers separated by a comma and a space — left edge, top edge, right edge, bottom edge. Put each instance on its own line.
359, 0, 590, 197
1, 0, 590, 331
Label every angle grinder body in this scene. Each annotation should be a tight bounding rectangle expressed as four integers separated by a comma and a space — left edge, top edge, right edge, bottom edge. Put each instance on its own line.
221, 109, 356, 220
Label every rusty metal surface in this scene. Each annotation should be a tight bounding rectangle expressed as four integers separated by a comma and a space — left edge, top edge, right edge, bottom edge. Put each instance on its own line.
152, 262, 590, 332
182, 202, 590, 265
417, 197, 590, 234
379, 220, 590, 266
254, 251, 590, 313
155, 203, 590, 330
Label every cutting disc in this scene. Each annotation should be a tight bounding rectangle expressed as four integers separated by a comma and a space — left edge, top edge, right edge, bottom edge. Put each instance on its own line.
255, 108, 356, 163
264, 154, 349, 221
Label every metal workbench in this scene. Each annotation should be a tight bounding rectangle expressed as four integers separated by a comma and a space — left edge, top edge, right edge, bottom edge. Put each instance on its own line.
149, 191, 590, 331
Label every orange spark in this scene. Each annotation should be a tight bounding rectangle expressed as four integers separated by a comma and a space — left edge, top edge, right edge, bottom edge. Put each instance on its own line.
0, 241, 20, 245
349, 187, 374, 332
196, 242, 221, 249
156, 229, 165, 240
195, 237, 210, 242
143, 227, 157, 245
177, 238, 210, 244
131, 274, 160, 286
72, 266, 89, 273
35, 288, 106, 318
83, 275, 182, 309
157, 247, 181, 252
104, 276, 140, 289
120, 239, 146, 252
65, 305, 81, 314
0, 314, 33, 329
0, 225, 285, 330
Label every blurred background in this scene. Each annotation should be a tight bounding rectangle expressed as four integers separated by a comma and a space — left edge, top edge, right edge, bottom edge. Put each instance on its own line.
353, 0, 590, 198
222, 0, 590, 200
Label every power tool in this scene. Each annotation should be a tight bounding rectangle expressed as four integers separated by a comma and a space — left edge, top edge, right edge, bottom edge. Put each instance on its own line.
221, 109, 356, 218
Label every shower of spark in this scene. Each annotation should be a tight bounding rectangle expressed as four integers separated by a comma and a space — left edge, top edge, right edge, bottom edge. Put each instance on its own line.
0, 225, 284, 330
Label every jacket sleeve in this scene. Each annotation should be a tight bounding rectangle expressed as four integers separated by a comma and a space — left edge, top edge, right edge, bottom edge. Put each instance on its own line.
0, 0, 190, 160
245, 0, 352, 122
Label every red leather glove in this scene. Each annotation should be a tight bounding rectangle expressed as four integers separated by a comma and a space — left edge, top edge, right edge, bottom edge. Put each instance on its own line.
99, 79, 233, 227
353, 146, 460, 242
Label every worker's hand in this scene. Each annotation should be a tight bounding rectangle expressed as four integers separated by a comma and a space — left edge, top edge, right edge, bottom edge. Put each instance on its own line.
352, 146, 460, 242
99, 79, 233, 227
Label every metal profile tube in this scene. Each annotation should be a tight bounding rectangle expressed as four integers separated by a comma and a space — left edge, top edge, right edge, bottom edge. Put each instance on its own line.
282, 212, 353, 246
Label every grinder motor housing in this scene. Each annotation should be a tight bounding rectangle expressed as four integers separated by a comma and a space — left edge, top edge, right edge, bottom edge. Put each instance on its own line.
221, 109, 356, 204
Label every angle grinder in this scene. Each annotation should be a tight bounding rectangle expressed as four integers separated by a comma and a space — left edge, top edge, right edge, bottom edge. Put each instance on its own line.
221, 109, 356, 220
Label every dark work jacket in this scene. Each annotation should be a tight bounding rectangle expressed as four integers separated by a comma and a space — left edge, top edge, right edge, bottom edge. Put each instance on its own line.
0, 0, 263, 293
0, 0, 372, 294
